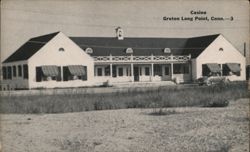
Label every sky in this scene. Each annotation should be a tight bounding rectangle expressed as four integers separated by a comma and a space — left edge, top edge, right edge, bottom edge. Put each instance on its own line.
1, 0, 249, 63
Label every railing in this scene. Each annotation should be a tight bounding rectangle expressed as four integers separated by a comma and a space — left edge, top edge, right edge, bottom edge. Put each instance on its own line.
93, 54, 191, 63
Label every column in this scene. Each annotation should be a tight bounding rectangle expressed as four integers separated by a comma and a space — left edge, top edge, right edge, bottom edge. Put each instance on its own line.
131, 63, 134, 82
151, 63, 154, 81
110, 63, 113, 77
171, 63, 174, 80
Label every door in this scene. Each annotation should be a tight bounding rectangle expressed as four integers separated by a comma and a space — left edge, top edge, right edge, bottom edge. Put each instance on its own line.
162, 65, 171, 80
134, 67, 139, 81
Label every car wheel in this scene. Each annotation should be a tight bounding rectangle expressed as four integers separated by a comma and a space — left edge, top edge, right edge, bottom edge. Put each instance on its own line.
206, 81, 212, 86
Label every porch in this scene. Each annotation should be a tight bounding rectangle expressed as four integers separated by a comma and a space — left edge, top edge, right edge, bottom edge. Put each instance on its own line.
94, 62, 191, 84
93, 54, 192, 84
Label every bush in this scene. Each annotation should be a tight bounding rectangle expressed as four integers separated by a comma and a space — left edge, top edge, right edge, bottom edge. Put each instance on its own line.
204, 100, 229, 107
150, 108, 177, 116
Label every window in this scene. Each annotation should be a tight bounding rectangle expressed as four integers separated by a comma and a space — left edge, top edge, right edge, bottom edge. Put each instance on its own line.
145, 67, 150, 76
97, 68, 102, 76
36, 67, 42, 82
173, 64, 189, 74
202, 64, 210, 76
13, 66, 16, 77
222, 64, 230, 76
23, 64, 28, 79
37, 66, 61, 82
104, 66, 110, 76
82, 67, 87, 80
154, 64, 162, 76
183, 64, 189, 74
63, 66, 85, 81
112, 65, 117, 77
7, 66, 12, 79
57, 67, 62, 81
18, 65, 22, 77
223, 63, 241, 76
118, 67, 123, 76
2, 67, 7, 80
164, 66, 170, 75
173, 64, 182, 74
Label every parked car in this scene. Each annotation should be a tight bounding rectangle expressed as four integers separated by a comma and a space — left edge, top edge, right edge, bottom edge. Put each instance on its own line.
197, 76, 227, 86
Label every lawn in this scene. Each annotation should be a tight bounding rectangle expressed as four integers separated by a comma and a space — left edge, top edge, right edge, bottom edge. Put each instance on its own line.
1, 98, 249, 152
0, 82, 248, 114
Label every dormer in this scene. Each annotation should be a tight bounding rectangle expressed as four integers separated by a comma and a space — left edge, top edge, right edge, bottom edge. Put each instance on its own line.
126, 48, 133, 54
85, 47, 93, 54
116, 27, 124, 40
163, 48, 171, 54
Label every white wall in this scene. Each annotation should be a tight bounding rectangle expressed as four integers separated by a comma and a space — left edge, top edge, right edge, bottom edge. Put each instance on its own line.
28, 32, 95, 89
191, 59, 197, 81
195, 34, 246, 81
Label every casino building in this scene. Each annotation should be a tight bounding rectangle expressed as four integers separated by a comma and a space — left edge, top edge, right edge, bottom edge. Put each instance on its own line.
1, 27, 246, 89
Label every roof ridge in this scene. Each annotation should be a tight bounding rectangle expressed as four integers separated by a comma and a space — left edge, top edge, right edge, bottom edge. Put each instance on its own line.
189, 34, 220, 39
69, 34, 220, 39
29, 31, 60, 42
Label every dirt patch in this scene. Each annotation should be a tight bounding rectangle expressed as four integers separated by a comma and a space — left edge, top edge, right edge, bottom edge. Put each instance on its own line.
1, 98, 249, 152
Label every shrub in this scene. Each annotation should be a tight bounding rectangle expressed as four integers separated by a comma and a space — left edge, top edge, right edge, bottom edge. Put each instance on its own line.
204, 100, 229, 107
150, 108, 177, 116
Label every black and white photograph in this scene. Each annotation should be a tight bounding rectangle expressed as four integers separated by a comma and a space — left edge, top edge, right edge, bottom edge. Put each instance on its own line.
0, 0, 249, 151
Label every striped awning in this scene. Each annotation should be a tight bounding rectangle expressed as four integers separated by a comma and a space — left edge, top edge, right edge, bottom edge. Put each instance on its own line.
206, 63, 221, 72
67, 65, 86, 76
226, 63, 241, 73
41, 65, 59, 77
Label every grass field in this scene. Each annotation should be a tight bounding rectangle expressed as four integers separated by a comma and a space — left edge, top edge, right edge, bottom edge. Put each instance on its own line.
0, 82, 248, 114
1, 98, 249, 152
0, 82, 249, 152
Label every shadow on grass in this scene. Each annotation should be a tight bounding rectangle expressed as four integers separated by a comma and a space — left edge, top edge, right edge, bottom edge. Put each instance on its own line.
148, 108, 179, 116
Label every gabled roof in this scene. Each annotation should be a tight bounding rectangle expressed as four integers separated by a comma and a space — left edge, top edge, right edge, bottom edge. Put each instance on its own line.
184, 34, 220, 58
3, 32, 59, 63
70, 34, 219, 58
3, 32, 219, 63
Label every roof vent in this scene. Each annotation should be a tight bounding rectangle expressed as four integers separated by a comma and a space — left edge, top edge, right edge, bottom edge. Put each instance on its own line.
126, 48, 133, 54
85, 47, 93, 54
219, 47, 223, 51
116, 27, 124, 40
59, 47, 65, 52
164, 48, 171, 53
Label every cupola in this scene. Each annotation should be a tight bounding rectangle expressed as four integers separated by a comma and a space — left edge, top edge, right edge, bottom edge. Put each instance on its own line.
116, 27, 124, 40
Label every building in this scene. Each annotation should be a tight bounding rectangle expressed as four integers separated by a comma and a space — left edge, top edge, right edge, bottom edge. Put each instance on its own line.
1, 28, 246, 90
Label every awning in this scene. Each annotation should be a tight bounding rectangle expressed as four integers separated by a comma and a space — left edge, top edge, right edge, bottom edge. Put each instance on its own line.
226, 63, 241, 73
206, 63, 221, 72
67, 65, 86, 76
41, 65, 59, 77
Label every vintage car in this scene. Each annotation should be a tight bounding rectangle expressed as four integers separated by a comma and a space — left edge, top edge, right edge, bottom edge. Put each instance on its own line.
197, 75, 227, 86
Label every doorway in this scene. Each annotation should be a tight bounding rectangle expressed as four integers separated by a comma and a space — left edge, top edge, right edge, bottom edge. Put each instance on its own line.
162, 65, 171, 80
134, 66, 139, 81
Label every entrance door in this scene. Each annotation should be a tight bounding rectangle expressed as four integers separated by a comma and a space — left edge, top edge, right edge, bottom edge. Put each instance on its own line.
134, 67, 139, 81
162, 65, 171, 80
